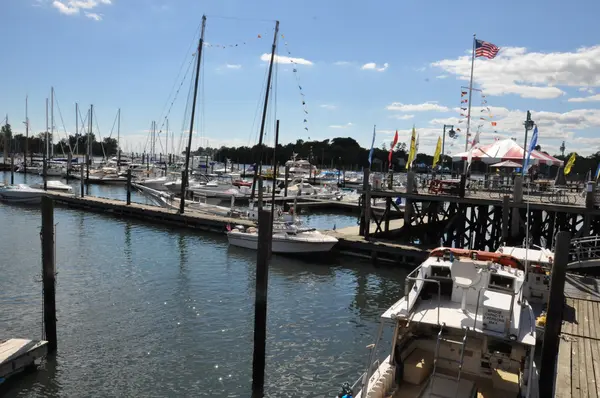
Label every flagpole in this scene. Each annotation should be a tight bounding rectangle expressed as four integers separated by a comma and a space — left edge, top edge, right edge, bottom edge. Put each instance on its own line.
465, 34, 477, 152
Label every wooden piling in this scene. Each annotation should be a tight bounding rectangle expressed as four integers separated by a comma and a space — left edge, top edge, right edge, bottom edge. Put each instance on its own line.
586, 181, 596, 209
80, 163, 84, 198
42, 150, 48, 191
539, 230, 571, 397
10, 155, 14, 184
252, 209, 273, 397
502, 195, 510, 242
126, 168, 132, 205
403, 171, 415, 227
41, 196, 57, 353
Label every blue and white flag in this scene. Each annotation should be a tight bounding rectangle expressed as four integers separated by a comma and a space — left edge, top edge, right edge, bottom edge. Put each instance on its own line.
523, 125, 538, 176
595, 162, 600, 181
368, 125, 376, 166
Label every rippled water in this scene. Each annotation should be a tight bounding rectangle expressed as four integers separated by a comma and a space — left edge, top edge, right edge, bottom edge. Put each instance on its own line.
0, 172, 408, 397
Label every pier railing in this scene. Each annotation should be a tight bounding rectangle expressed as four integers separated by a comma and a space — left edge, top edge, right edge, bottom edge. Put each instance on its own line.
570, 235, 600, 264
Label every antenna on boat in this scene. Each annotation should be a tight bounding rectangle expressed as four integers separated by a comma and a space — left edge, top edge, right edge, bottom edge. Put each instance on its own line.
250, 20, 280, 207
179, 15, 207, 214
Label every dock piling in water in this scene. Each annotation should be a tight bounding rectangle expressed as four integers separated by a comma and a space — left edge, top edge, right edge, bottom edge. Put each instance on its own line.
41, 196, 57, 353
252, 210, 273, 397
126, 168, 132, 205
539, 230, 570, 396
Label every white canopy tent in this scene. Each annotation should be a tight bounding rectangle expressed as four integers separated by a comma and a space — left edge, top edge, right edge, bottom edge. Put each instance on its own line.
451, 139, 563, 167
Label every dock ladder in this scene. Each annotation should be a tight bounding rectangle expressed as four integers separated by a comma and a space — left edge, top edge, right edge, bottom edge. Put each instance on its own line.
427, 325, 469, 398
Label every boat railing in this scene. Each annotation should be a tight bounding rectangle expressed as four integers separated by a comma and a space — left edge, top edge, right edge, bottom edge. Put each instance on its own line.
351, 358, 380, 395
404, 266, 442, 326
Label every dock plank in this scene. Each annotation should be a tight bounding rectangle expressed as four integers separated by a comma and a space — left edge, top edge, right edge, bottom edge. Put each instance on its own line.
556, 337, 572, 398
0, 339, 48, 380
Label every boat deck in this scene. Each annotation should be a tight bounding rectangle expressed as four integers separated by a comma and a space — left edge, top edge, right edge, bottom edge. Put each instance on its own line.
0, 339, 48, 382
555, 273, 600, 398
391, 368, 501, 398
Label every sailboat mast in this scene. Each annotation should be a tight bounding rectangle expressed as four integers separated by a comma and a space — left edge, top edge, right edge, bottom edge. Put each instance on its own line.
51, 87, 54, 158
75, 103, 78, 155
179, 15, 207, 214
89, 105, 93, 165
250, 20, 280, 206
24, 96, 28, 174
117, 108, 121, 172
166, 118, 169, 164
45, 98, 49, 159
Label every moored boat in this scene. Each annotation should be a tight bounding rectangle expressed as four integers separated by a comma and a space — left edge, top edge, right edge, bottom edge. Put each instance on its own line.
0, 184, 47, 204
227, 222, 338, 253
342, 248, 538, 398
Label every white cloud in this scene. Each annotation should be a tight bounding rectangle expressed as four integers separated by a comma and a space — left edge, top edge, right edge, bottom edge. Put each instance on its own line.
320, 104, 337, 110
436, 75, 448, 79
84, 11, 101, 20
568, 94, 600, 102
52, 1, 78, 14
225, 64, 242, 69
391, 114, 415, 120
51, 0, 111, 18
386, 102, 449, 112
260, 53, 313, 65
329, 122, 353, 129
361, 62, 389, 72
334, 61, 351, 66
578, 87, 595, 94
432, 45, 600, 99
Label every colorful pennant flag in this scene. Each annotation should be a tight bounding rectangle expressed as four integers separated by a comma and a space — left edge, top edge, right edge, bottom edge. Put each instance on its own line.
432, 137, 442, 167
523, 125, 538, 176
388, 130, 398, 167
564, 153, 577, 175
406, 127, 417, 170
368, 125, 376, 166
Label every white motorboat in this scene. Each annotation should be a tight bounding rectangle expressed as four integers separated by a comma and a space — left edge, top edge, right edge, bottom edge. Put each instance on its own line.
140, 176, 170, 191
344, 248, 538, 398
0, 184, 47, 204
227, 222, 338, 253
31, 180, 73, 193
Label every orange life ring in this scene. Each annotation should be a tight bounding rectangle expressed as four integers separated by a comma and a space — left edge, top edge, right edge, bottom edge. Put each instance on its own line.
429, 247, 524, 270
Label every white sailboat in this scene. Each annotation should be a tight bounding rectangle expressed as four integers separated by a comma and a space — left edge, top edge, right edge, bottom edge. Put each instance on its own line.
0, 184, 47, 204
227, 222, 338, 253
344, 249, 538, 398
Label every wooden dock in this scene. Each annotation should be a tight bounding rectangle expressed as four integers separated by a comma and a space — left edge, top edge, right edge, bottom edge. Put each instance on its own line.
47, 192, 255, 232
0, 339, 48, 383
555, 273, 600, 397
324, 219, 429, 265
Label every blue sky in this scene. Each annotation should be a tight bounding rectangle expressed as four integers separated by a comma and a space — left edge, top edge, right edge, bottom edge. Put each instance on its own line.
2, 0, 600, 157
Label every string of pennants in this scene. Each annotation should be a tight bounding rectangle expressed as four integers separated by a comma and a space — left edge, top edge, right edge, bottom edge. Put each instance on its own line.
450, 88, 499, 153
202, 32, 269, 49
281, 35, 311, 139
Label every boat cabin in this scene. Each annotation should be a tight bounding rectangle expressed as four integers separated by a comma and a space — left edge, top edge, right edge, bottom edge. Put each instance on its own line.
353, 254, 537, 398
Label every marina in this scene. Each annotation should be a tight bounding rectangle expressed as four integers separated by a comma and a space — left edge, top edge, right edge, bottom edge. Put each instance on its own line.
2, 2, 600, 396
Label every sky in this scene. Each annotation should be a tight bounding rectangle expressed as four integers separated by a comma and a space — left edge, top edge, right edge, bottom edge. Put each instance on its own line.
2, 0, 600, 158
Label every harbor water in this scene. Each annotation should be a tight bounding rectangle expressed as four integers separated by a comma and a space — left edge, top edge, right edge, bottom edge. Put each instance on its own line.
0, 172, 407, 397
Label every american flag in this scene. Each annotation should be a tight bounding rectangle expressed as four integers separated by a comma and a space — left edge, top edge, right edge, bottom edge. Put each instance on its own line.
475, 39, 499, 59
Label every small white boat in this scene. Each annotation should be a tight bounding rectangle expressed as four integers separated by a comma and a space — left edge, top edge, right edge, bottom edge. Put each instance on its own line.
0, 184, 47, 204
140, 176, 170, 191
31, 180, 73, 193
227, 222, 338, 253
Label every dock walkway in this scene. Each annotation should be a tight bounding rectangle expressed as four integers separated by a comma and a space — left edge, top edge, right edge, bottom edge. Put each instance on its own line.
0, 339, 48, 382
555, 273, 600, 397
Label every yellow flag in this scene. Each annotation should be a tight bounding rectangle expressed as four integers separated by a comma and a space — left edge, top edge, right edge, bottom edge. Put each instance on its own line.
406, 127, 417, 170
432, 137, 442, 167
564, 152, 577, 175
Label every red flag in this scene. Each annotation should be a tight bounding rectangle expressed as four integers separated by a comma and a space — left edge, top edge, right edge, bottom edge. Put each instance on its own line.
388, 130, 398, 166
226, 224, 232, 232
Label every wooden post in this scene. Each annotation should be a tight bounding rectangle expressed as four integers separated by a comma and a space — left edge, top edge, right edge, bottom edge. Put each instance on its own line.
502, 195, 510, 242
585, 181, 596, 209
404, 171, 415, 227
385, 171, 393, 232
257, 176, 264, 211
85, 153, 90, 196
359, 168, 369, 236
66, 153, 72, 181
364, 168, 371, 239
80, 163, 84, 197
41, 196, 57, 353
126, 168, 132, 205
43, 149, 48, 191
539, 231, 571, 397
252, 209, 273, 397
10, 155, 14, 184
511, 175, 523, 238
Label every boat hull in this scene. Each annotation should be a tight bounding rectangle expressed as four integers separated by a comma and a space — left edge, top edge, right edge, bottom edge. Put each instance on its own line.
227, 232, 337, 253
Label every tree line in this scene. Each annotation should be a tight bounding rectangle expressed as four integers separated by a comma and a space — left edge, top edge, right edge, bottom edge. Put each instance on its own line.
0, 124, 119, 157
